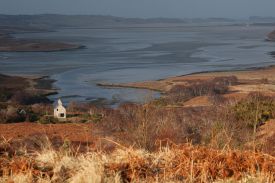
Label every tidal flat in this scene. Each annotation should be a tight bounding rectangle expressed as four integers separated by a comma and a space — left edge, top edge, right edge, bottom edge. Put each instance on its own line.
1, 23, 275, 105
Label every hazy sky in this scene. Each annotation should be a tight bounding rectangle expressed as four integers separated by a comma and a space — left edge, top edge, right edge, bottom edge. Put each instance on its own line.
1, 0, 275, 19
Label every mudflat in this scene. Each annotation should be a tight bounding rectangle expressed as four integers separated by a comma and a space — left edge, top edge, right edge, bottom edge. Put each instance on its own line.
0, 29, 83, 52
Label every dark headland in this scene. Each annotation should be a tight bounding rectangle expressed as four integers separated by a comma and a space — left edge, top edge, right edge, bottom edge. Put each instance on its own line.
0, 27, 83, 52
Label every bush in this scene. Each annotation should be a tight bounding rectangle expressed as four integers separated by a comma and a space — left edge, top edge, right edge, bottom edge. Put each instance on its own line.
80, 113, 91, 120
91, 113, 103, 123
31, 104, 53, 116
5, 106, 26, 123
92, 93, 270, 151
38, 116, 58, 124
79, 119, 88, 123
151, 97, 168, 107
165, 76, 238, 105
0, 109, 6, 123
0, 105, 44, 123
233, 93, 275, 128
11, 91, 51, 105
26, 110, 39, 122
96, 104, 196, 150
67, 102, 93, 113
78, 113, 103, 123
0, 88, 13, 102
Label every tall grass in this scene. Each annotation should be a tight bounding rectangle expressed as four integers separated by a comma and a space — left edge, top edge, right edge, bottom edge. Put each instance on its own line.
0, 139, 274, 183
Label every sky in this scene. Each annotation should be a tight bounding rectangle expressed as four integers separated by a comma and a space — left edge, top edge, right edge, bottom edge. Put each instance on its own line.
1, 0, 275, 19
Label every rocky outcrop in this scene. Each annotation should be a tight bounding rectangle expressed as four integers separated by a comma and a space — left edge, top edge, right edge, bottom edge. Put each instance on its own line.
266, 30, 275, 41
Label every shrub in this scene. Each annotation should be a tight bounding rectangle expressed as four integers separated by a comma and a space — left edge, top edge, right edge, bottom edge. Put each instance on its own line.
233, 93, 275, 128
0, 105, 44, 123
11, 91, 51, 105
5, 106, 26, 123
212, 76, 238, 87
94, 91, 270, 151
31, 104, 53, 116
151, 97, 168, 107
38, 116, 58, 124
97, 104, 196, 150
0, 88, 13, 102
26, 110, 39, 122
0, 103, 7, 110
166, 76, 238, 105
67, 102, 93, 113
91, 113, 103, 123
79, 119, 88, 123
80, 113, 91, 120
209, 93, 227, 105
67, 101, 78, 113
0, 109, 6, 123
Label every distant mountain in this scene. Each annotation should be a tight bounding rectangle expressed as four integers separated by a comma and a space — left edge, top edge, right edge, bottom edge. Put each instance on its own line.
0, 14, 185, 29
0, 14, 237, 29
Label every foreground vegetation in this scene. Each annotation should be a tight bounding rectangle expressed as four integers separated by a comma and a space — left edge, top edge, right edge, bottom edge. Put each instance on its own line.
0, 75, 275, 182
0, 138, 274, 183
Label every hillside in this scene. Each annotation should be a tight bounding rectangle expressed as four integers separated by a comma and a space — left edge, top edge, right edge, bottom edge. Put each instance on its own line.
0, 14, 236, 29
0, 14, 185, 29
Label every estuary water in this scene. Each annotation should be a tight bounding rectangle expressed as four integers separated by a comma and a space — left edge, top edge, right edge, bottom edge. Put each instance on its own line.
0, 23, 275, 105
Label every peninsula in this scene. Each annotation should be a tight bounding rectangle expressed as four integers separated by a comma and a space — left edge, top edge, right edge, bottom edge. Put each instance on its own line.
0, 27, 83, 52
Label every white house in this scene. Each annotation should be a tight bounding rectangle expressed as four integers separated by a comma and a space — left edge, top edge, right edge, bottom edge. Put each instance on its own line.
54, 99, 66, 120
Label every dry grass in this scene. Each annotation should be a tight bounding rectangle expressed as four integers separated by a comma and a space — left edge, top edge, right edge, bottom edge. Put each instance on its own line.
1, 76, 275, 182
0, 139, 274, 183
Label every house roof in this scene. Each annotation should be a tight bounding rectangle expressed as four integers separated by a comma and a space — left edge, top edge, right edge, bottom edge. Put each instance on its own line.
54, 99, 66, 109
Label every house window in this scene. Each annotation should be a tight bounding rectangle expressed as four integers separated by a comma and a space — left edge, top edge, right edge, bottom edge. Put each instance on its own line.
60, 113, 65, 118
57, 109, 59, 111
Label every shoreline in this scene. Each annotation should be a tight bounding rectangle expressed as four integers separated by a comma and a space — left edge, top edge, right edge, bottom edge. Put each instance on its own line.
98, 65, 271, 90
176, 64, 275, 78
0, 44, 85, 53
97, 64, 275, 103
4, 64, 275, 105
97, 82, 164, 92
